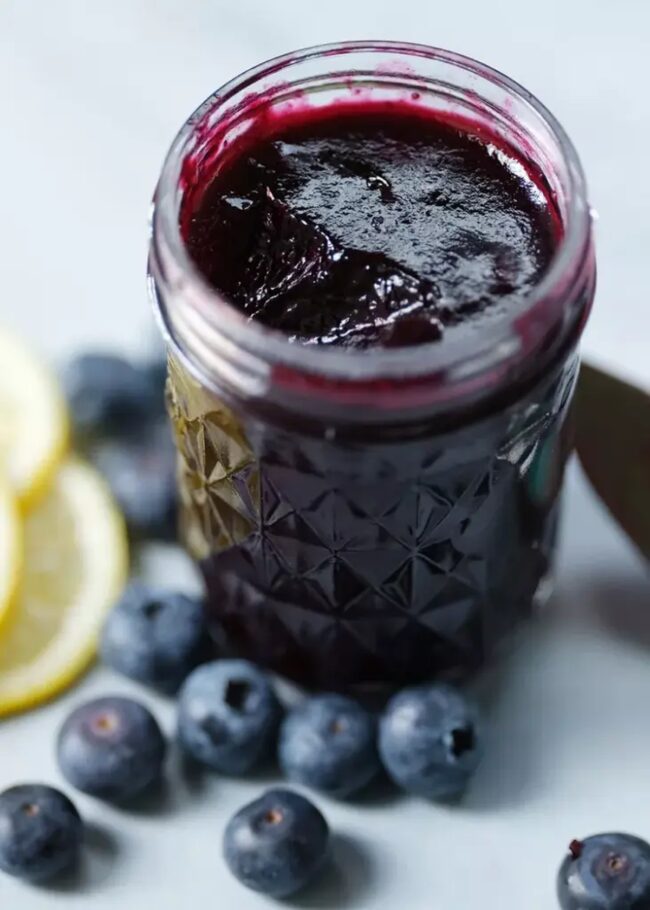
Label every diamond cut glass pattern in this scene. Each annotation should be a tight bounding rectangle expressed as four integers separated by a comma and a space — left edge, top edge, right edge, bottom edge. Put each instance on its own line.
168, 355, 578, 689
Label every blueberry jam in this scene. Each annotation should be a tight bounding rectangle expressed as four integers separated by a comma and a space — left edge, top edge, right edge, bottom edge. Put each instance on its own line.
186, 107, 557, 348
158, 65, 593, 691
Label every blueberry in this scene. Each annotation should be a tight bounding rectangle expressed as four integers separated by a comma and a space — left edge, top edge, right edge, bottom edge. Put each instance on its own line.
90, 420, 178, 541
557, 834, 650, 909
57, 696, 166, 802
278, 694, 380, 798
177, 660, 281, 774
223, 788, 329, 898
101, 583, 210, 693
0, 784, 83, 882
63, 353, 159, 438
378, 683, 482, 800
145, 354, 168, 403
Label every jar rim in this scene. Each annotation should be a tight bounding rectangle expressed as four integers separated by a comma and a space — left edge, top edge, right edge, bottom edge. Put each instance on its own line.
150, 40, 592, 390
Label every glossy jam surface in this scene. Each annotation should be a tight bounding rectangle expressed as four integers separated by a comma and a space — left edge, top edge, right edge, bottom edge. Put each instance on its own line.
186, 107, 558, 348
168, 101, 578, 690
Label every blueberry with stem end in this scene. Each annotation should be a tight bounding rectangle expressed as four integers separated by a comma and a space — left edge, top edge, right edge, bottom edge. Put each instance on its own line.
279, 694, 380, 798
223, 788, 329, 898
0, 784, 83, 882
557, 833, 650, 909
57, 696, 166, 802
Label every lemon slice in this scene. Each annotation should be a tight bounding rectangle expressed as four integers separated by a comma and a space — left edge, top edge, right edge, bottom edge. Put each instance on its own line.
0, 328, 69, 508
0, 457, 128, 717
0, 480, 22, 633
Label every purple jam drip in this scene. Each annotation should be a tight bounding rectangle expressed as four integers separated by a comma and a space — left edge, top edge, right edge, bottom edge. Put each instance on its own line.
186, 106, 558, 348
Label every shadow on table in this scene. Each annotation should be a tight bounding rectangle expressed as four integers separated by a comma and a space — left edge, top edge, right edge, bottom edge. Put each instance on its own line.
112, 774, 177, 817
458, 622, 547, 813
291, 833, 377, 909
45, 822, 119, 893
582, 573, 650, 648
464, 568, 649, 813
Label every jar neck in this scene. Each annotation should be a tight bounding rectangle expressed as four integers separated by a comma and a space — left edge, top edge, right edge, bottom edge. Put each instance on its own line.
149, 42, 594, 422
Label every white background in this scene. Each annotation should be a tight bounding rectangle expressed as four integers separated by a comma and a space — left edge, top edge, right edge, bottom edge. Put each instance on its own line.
0, 2, 648, 908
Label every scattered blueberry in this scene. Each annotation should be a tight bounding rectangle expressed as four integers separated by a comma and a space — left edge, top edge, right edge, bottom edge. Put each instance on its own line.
57, 696, 167, 802
378, 683, 482, 800
557, 833, 650, 909
223, 788, 329, 898
90, 421, 178, 540
145, 353, 168, 403
0, 784, 83, 882
278, 694, 380, 798
177, 660, 281, 774
101, 583, 210, 693
62, 352, 159, 438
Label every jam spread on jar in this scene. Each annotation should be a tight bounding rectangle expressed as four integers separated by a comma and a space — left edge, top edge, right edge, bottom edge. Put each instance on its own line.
186, 104, 558, 348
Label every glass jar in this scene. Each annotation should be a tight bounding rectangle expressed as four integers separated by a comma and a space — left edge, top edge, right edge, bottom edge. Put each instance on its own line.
149, 42, 595, 691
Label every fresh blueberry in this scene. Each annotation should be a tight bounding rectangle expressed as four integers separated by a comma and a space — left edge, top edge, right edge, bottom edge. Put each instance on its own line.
177, 660, 281, 774
62, 352, 159, 438
0, 784, 83, 882
557, 833, 650, 909
223, 788, 329, 898
145, 354, 168, 403
278, 694, 380, 798
101, 583, 210, 693
378, 683, 482, 800
90, 420, 178, 541
57, 696, 166, 802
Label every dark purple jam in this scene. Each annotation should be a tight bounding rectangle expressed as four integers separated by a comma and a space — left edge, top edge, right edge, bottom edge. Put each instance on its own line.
186, 106, 558, 348
168, 102, 575, 691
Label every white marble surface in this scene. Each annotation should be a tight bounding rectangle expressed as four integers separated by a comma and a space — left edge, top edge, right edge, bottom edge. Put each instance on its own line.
0, 2, 648, 909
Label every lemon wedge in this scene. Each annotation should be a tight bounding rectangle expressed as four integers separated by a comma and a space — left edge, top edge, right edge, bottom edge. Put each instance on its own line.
0, 328, 69, 508
0, 480, 21, 634
0, 457, 128, 717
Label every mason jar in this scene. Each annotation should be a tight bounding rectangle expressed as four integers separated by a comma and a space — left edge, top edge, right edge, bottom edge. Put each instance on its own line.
149, 42, 595, 691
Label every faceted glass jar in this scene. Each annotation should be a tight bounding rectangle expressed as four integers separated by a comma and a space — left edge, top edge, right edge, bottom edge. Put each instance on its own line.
149, 42, 596, 691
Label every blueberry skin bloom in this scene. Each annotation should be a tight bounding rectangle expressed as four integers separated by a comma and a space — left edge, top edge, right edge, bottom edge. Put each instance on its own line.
177, 660, 281, 774
279, 694, 380, 798
378, 683, 482, 800
0, 785, 83, 882
57, 696, 167, 802
557, 834, 650, 909
223, 788, 329, 898
101, 583, 209, 693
